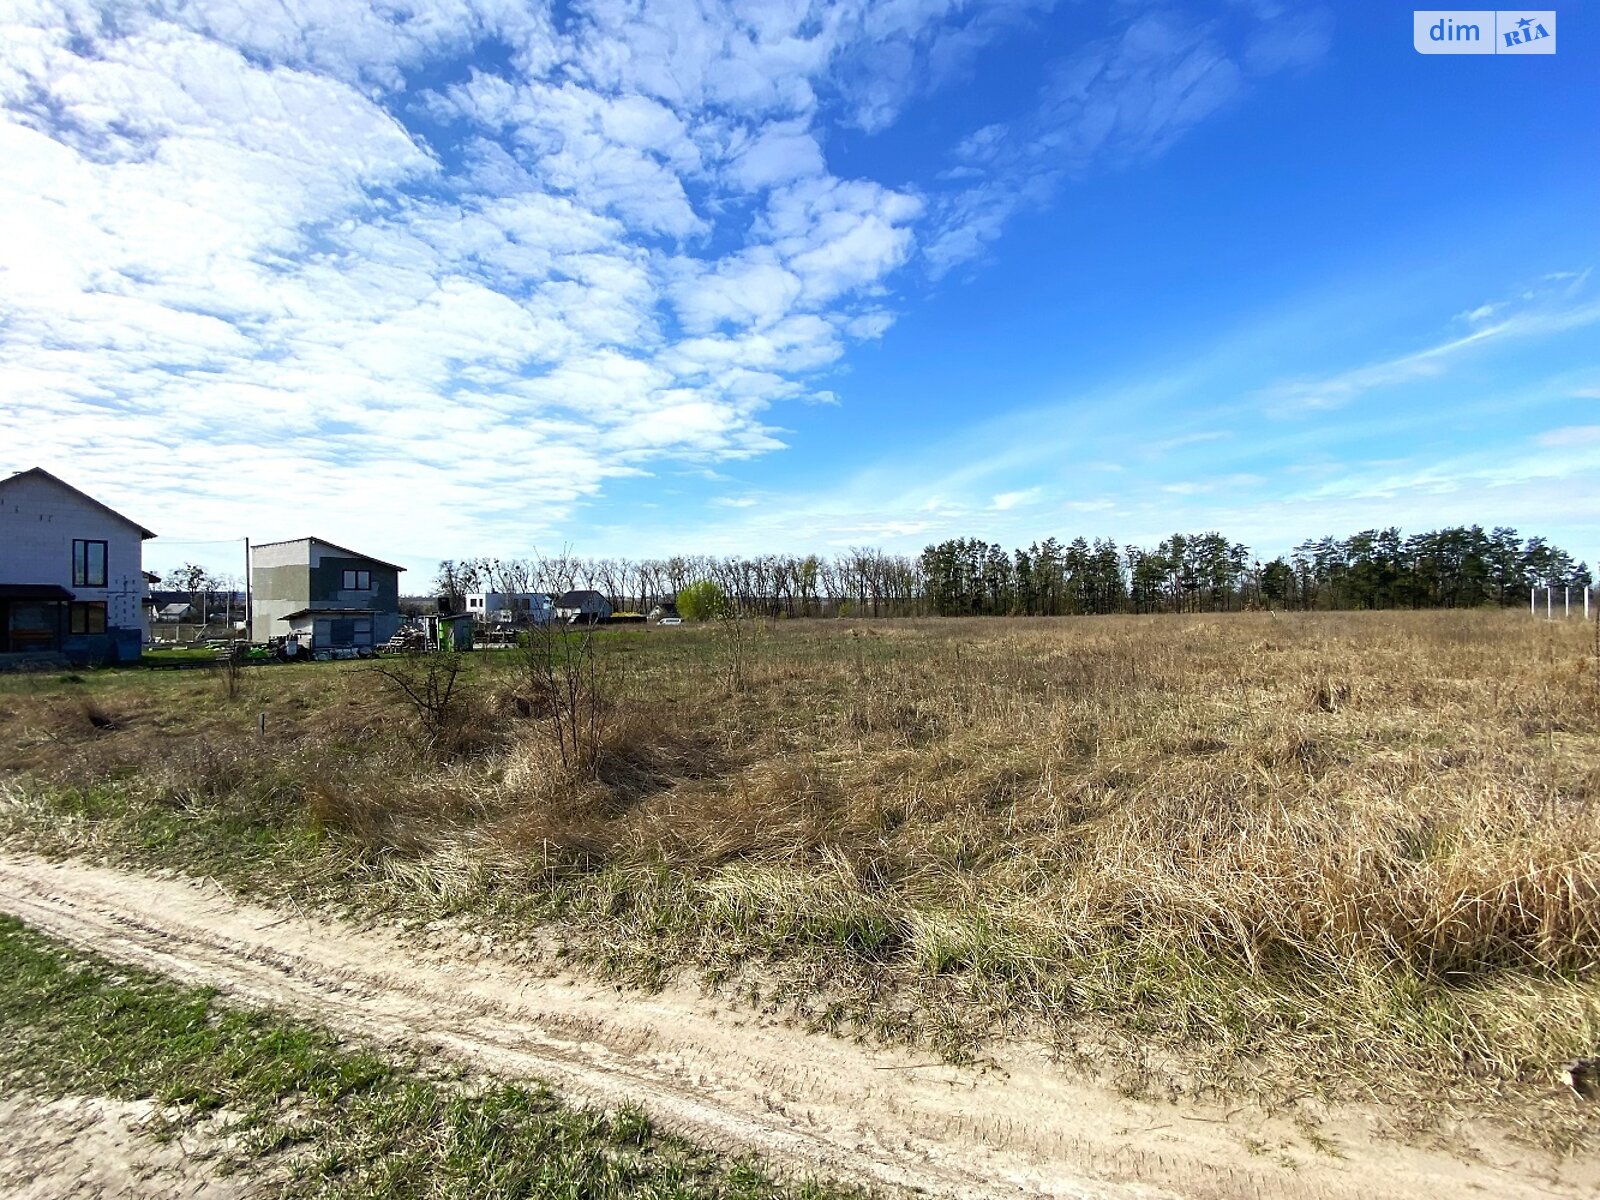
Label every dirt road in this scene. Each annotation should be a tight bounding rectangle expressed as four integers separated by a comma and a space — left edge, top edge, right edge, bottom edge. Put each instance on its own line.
0, 854, 1589, 1200
0, 1094, 253, 1200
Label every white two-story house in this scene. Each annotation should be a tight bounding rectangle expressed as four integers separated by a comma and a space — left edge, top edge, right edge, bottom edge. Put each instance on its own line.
463, 591, 554, 625
0, 468, 156, 666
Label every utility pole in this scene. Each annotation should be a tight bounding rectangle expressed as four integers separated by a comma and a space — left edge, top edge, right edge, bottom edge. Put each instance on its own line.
244, 537, 252, 643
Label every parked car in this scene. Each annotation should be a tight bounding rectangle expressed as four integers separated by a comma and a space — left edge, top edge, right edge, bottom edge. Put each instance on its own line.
658, 616, 683, 626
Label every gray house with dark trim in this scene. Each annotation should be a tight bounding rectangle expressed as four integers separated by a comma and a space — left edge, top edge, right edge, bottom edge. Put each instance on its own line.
0, 468, 154, 666
554, 589, 613, 623
249, 537, 403, 651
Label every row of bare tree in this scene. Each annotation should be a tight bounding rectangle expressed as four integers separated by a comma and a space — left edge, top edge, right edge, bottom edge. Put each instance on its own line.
432, 550, 926, 617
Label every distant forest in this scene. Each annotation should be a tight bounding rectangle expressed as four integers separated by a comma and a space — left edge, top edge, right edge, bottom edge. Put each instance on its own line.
433, 525, 1593, 618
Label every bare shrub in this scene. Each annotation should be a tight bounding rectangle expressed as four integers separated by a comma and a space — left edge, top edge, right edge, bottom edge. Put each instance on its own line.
215, 644, 246, 702
714, 610, 760, 694
369, 651, 475, 758
508, 622, 608, 779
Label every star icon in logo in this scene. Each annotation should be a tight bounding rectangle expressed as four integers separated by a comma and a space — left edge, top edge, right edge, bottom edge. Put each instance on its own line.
1517, 16, 1534, 30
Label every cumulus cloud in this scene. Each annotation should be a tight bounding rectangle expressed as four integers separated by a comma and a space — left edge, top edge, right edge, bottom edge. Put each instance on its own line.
0, 0, 974, 564
0, 0, 1332, 568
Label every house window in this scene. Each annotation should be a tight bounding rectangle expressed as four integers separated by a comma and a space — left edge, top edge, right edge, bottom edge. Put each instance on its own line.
342, 569, 372, 590
72, 540, 107, 587
69, 602, 107, 635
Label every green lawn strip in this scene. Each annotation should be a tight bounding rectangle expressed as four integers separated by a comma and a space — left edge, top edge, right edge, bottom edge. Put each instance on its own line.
0, 915, 858, 1200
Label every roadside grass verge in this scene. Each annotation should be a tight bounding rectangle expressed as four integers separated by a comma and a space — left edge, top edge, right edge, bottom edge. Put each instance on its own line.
2, 611, 1599, 1136
0, 914, 855, 1200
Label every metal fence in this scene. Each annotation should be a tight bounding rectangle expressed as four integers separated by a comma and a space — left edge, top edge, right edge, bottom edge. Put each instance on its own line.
1531, 586, 1597, 620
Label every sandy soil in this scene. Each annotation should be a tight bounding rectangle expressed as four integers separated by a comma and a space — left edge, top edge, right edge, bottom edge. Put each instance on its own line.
0, 853, 1590, 1200
0, 1094, 251, 1200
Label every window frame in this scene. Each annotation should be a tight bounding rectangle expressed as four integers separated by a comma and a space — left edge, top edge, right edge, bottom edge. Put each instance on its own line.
72, 539, 108, 588
341, 569, 372, 591
69, 601, 107, 635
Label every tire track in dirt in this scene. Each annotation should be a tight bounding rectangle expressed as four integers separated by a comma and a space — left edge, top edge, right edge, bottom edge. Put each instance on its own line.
0, 854, 1588, 1200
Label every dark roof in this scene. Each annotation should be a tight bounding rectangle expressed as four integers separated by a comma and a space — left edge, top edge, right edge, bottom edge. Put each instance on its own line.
252, 537, 405, 573
556, 590, 609, 606
1, 468, 156, 539
280, 607, 379, 620
0, 583, 74, 601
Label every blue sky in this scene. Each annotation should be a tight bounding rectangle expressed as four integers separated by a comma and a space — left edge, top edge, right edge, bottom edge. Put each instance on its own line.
2, 1, 1595, 581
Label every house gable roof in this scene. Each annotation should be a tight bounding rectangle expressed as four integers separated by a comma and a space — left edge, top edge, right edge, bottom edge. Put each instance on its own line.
1, 467, 156, 540
252, 536, 405, 573
556, 589, 608, 607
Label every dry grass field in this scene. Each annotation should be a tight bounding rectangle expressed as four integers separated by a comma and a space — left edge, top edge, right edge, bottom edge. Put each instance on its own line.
2, 610, 1598, 1138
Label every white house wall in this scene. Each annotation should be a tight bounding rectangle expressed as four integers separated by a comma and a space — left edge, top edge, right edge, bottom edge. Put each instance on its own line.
0, 473, 146, 634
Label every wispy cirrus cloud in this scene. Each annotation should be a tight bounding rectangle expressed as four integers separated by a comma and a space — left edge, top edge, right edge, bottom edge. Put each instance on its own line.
1259, 276, 1600, 415
924, 3, 1331, 275
1537, 425, 1600, 448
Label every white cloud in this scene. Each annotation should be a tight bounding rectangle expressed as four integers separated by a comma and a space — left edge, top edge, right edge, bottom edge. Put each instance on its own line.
762, 176, 922, 303
1, 0, 982, 568
725, 120, 826, 191
991, 487, 1041, 511
669, 249, 805, 334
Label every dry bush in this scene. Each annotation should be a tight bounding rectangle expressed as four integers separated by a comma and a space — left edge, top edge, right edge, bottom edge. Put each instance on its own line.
489, 704, 730, 870
506, 624, 610, 777
369, 652, 500, 761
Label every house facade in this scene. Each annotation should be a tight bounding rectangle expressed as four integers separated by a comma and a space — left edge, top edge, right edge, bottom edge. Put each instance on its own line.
0, 468, 154, 665
250, 537, 403, 651
464, 591, 553, 625
553, 589, 614, 623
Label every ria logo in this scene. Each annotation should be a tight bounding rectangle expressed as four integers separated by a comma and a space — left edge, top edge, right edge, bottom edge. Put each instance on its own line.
1501, 12, 1553, 46
1413, 10, 1556, 53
